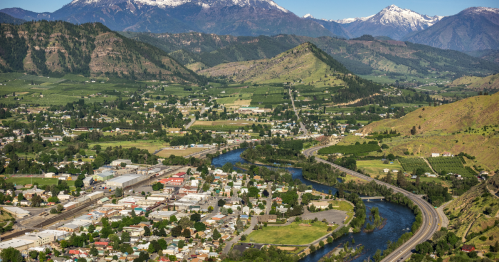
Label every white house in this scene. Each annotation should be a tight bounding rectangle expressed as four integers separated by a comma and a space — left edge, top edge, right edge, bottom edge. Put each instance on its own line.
431, 153, 440, 157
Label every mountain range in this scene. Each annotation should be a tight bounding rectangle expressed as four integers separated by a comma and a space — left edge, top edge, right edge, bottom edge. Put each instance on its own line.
0, 2, 498, 52
122, 32, 499, 81
306, 5, 443, 41
405, 7, 499, 52
0, 21, 203, 83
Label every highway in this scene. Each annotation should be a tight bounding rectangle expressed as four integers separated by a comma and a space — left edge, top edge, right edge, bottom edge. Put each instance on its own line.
303, 145, 440, 262
289, 89, 308, 136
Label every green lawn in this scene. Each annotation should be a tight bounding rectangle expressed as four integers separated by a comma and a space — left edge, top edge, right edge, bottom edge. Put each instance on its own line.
357, 160, 402, 178
88, 140, 167, 153
6, 177, 75, 187
242, 221, 330, 245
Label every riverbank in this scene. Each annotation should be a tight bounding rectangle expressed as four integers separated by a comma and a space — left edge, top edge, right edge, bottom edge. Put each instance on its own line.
211, 148, 417, 262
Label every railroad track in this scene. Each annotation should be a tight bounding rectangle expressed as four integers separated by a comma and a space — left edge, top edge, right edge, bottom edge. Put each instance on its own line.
303, 146, 439, 262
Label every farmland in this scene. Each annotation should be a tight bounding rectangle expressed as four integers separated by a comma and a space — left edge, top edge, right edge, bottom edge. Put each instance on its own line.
318, 143, 381, 155
399, 158, 433, 172
88, 140, 168, 153
155, 147, 207, 158
427, 157, 472, 176
6, 177, 75, 188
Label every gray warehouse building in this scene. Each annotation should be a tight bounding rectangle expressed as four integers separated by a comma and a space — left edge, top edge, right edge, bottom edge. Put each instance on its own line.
105, 174, 147, 188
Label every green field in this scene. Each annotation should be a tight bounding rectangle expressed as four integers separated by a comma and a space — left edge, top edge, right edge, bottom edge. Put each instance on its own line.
318, 143, 381, 155
427, 157, 472, 176
6, 177, 75, 187
399, 158, 433, 172
88, 140, 167, 153
242, 220, 332, 245
357, 160, 403, 177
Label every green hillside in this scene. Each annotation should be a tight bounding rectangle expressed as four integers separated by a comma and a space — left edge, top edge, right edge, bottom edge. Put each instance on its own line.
122, 32, 499, 84
0, 21, 203, 83
361, 92, 499, 171
447, 74, 499, 91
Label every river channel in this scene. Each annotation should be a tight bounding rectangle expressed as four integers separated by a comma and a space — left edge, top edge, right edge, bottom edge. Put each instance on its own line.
212, 149, 415, 262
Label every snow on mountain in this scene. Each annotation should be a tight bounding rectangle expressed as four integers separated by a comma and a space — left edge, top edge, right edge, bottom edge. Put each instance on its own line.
335, 15, 374, 24
336, 5, 443, 29
70, 0, 288, 12
462, 6, 499, 15
303, 14, 314, 19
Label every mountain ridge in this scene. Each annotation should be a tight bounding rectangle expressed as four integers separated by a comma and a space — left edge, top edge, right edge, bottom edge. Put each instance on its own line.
0, 21, 203, 83
404, 7, 499, 52
0, 0, 335, 38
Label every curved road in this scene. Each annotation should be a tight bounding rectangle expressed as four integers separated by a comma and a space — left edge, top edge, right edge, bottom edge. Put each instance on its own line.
303, 145, 439, 262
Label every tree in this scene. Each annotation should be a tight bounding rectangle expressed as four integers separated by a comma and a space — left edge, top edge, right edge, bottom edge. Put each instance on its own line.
90, 246, 98, 256
182, 228, 191, 238
121, 231, 131, 243
115, 188, 123, 197
29, 251, 39, 259
17, 193, 24, 202
56, 204, 64, 212
415, 242, 433, 254
190, 213, 201, 222
39, 252, 46, 262
158, 239, 167, 250
1, 247, 23, 262
218, 199, 226, 207
373, 249, 382, 262
171, 226, 183, 237
178, 240, 185, 249
178, 217, 193, 229
213, 228, 221, 240
194, 221, 206, 232
88, 224, 96, 233
143, 226, 151, 236
147, 243, 156, 253
241, 235, 247, 241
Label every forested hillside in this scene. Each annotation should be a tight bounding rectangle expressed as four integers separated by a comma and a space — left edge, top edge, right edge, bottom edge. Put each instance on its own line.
123, 32, 499, 82
0, 21, 203, 83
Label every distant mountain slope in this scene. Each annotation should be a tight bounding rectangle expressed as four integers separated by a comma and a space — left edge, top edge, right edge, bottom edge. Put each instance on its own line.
334, 5, 443, 40
302, 15, 353, 39
0, 0, 335, 37
0, 21, 202, 83
465, 49, 499, 64
405, 7, 499, 52
0, 12, 26, 25
361, 92, 499, 170
447, 74, 499, 91
124, 32, 499, 81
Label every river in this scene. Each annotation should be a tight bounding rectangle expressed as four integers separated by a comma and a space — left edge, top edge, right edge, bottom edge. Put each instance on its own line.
212, 149, 415, 262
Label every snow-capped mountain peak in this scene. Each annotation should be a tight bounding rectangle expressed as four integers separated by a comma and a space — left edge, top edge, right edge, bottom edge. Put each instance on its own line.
462, 6, 499, 15
335, 5, 443, 29
303, 14, 314, 19
70, 0, 288, 12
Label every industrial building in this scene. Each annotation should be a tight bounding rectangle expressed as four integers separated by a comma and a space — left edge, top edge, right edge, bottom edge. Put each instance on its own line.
111, 159, 133, 166
106, 174, 147, 188
93, 171, 115, 181
3, 206, 30, 218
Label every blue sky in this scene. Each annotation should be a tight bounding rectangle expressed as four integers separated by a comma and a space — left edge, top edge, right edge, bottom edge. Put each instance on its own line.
0, 0, 498, 19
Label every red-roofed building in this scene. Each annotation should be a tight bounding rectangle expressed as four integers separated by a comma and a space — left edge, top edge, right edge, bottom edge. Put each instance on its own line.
173, 172, 186, 178
461, 245, 475, 253
94, 242, 109, 246
69, 250, 80, 255
159, 177, 184, 185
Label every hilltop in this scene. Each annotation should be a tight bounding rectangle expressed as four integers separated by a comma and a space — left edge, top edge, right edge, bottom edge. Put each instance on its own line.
361, 93, 499, 171
447, 74, 499, 91
123, 32, 499, 84
198, 42, 349, 86
0, 21, 203, 83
